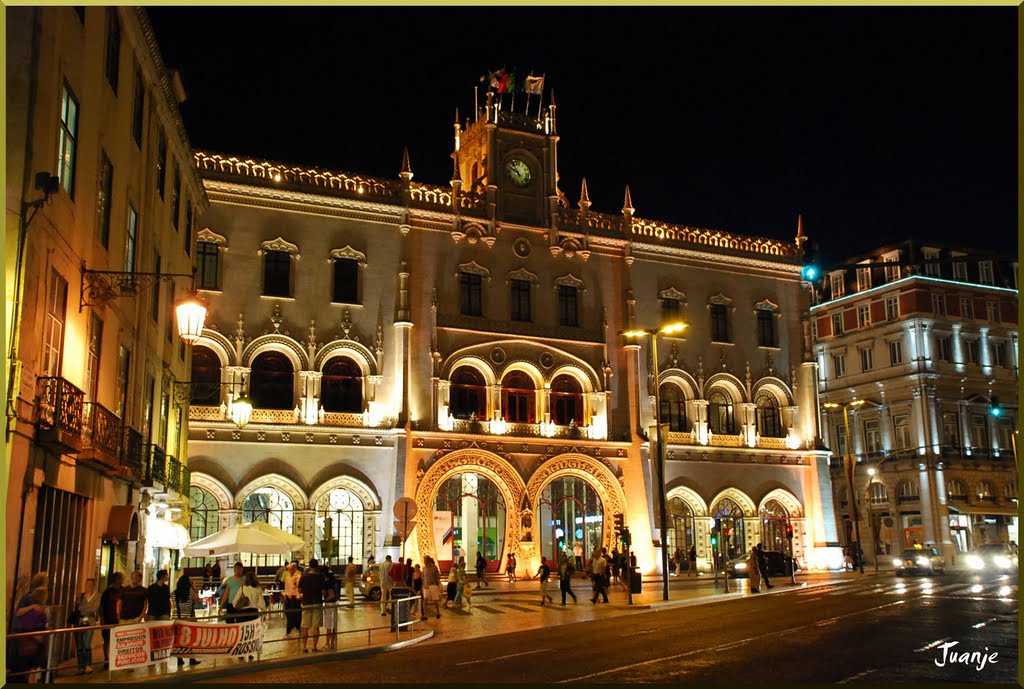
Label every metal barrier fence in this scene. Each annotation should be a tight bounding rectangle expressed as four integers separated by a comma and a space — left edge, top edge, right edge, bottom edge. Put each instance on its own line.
5, 595, 424, 683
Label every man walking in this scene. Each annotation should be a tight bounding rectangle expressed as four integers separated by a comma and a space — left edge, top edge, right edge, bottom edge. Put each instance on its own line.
99, 573, 123, 669
300, 559, 325, 652
755, 543, 774, 589
220, 562, 246, 623
475, 551, 488, 587
573, 542, 584, 571
558, 555, 577, 605
535, 559, 554, 605
379, 555, 394, 616
146, 569, 172, 621
589, 550, 609, 604
283, 561, 303, 641
688, 544, 698, 577
343, 556, 357, 609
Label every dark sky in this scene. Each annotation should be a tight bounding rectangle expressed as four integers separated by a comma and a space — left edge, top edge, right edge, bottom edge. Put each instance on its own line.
148, 8, 1016, 262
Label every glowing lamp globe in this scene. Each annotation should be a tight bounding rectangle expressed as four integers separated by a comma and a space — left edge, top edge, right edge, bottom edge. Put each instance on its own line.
175, 296, 207, 345
231, 394, 253, 429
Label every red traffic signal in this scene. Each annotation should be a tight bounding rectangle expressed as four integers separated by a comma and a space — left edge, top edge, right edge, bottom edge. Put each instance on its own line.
786, 524, 794, 539
723, 527, 732, 538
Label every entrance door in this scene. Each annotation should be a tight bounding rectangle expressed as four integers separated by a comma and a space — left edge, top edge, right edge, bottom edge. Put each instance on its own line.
433, 473, 506, 574
711, 498, 747, 563
536, 476, 603, 568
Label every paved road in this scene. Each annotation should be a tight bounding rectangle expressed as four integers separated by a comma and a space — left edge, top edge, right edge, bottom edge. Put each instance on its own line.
207, 572, 1017, 683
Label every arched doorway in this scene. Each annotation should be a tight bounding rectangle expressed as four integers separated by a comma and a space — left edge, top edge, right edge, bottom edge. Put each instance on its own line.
711, 497, 747, 562
666, 497, 695, 569
550, 375, 584, 426
241, 486, 294, 567
433, 473, 506, 573
535, 476, 603, 567
314, 488, 366, 567
759, 499, 788, 553
321, 356, 363, 413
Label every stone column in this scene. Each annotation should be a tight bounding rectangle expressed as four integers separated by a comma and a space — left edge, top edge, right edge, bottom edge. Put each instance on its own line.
297, 370, 322, 425
740, 402, 756, 447
694, 400, 709, 445
436, 379, 451, 429
917, 462, 937, 546
931, 462, 955, 563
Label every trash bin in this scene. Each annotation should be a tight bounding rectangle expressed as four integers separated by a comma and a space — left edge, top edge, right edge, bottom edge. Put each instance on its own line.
630, 567, 642, 594
389, 587, 413, 632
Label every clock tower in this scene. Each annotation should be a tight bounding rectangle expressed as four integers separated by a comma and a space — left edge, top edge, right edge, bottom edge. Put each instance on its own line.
454, 90, 561, 229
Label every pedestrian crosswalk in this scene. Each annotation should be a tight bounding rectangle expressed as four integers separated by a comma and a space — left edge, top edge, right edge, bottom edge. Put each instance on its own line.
446, 599, 582, 615
843, 577, 1017, 601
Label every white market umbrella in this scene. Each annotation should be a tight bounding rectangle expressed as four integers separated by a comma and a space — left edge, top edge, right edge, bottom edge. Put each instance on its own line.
244, 520, 305, 549
183, 524, 294, 558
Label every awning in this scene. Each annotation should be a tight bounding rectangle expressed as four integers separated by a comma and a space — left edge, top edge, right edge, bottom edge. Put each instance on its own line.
149, 518, 191, 550
103, 506, 139, 542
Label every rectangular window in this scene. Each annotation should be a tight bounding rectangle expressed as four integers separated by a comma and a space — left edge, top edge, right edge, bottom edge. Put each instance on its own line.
931, 293, 946, 315
970, 414, 987, 449
104, 7, 120, 93
893, 415, 910, 450
85, 313, 103, 403
42, 269, 69, 377
510, 279, 531, 322
197, 242, 219, 290
857, 304, 871, 328
959, 296, 973, 319
966, 339, 979, 365
124, 204, 138, 273
332, 258, 360, 304
830, 274, 845, 298
864, 419, 881, 455
166, 282, 175, 342
889, 339, 903, 365
885, 296, 899, 321
937, 336, 952, 363
860, 347, 873, 372
832, 354, 846, 378
115, 346, 131, 418
151, 254, 161, 321
756, 309, 776, 347
978, 261, 994, 285
834, 425, 848, 458
159, 391, 169, 450
942, 412, 960, 448
661, 297, 681, 324
459, 272, 482, 316
811, 319, 818, 340
143, 375, 155, 442
710, 304, 730, 342
986, 301, 999, 323
156, 132, 166, 199
132, 66, 144, 146
58, 84, 79, 197
169, 164, 180, 229
952, 261, 968, 281
884, 257, 900, 282
263, 250, 291, 297
96, 151, 113, 247
558, 286, 579, 327
831, 312, 844, 336
923, 251, 939, 277
184, 200, 193, 256
992, 340, 1005, 368
857, 267, 872, 291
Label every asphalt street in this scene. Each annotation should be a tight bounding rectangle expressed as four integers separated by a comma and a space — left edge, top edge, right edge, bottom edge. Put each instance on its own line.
204, 571, 1017, 684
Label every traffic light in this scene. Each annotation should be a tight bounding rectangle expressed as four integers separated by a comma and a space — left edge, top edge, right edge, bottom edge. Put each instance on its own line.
801, 239, 819, 282
710, 533, 718, 548
990, 396, 1003, 418
786, 524, 794, 540
621, 528, 631, 547
723, 527, 732, 539
613, 512, 625, 536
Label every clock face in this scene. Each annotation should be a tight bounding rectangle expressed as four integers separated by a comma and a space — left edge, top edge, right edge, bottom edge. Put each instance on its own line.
505, 158, 532, 188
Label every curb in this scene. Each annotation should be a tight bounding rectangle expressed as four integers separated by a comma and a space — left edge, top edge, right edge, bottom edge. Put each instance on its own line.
634, 576, 862, 611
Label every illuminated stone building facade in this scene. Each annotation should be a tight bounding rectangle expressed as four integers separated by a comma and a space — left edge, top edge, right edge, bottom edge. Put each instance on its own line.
184, 94, 842, 577
811, 240, 1018, 564
6, 6, 207, 621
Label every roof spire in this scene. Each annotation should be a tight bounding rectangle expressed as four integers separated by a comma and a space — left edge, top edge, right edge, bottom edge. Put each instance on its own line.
450, 152, 462, 185
399, 146, 413, 181
622, 185, 634, 215
579, 177, 591, 211
795, 213, 806, 248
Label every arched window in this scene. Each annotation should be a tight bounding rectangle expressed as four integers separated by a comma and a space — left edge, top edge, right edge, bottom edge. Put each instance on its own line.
434, 473, 506, 573
502, 372, 535, 424
315, 488, 366, 566
711, 497, 746, 561
551, 375, 584, 426
189, 346, 221, 406
868, 482, 888, 506
188, 486, 219, 543
755, 392, 783, 438
536, 476, 603, 567
242, 486, 294, 567
666, 497, 695, 563
450, 367, 487, 420
250, 351, 294, 410
659, 383, 689, 432
896, 480, 919, 503
976, 481, 994, 502
321, 356, 363, 413
708, 389, 736, 435
946, 479, 967, 501
759, 499, 789, 553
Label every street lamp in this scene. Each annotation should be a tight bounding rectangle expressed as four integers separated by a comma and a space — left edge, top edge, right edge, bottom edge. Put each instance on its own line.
175, 293, 208, 345
823, 399, 866, 573
621, 320, 688, 601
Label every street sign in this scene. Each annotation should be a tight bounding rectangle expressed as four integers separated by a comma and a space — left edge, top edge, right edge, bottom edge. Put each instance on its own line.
394, 519, 416, 541
393, 497, 418, 520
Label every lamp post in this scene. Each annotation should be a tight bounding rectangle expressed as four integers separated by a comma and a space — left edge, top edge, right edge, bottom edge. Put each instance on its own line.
622, 321, 688, 601
823, 399, 865, 573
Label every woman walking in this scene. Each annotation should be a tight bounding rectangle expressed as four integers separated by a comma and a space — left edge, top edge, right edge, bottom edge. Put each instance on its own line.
233, 572, 265, 661
73, 578, 100, 674
505, 553, 517, 583
173, 575, 201, 667
475, 551, 488, 587
747, 546, 762, 593
558, 555, 577, 605
10, 585, 49, 683
322, 568, 338, 650
422, 556, 442, 619
453, 559, 468, 607
411, 564, 424, 619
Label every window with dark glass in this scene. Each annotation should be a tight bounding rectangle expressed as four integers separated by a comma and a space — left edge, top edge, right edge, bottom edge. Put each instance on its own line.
332, 258, 360, 304
104, 8, 120, 93
151, 254, 160, 321
169, 164, 180, 229
250, 352, 294, 410
85, 313, 103, 403
756, 309, 776, 347
510, 279, 531, 322
450, 367, 487, 420
58, 84, 79, 197
659, 383, 688, 432
143, 375, 154, 441
132, 67, 144, 146
156, 132, 166, 199
197, 241, 219, 290
755, 393, 782, 437
459, 272, 482, 316
661, 298, 681, 324
551, 374, 583, 426
124, 204, 138, 274
184, 200, 193, 256
502, 372, 535, 423
263, 250, 291, 297
166, 282, 175, 342
710, 304, 730, 342
115, 345, 131, 418
708, 390, 735, 435
189, 346, 221, 406
321, 356, 363, 413
558, 285, 579, 327
97, 151, 113, 247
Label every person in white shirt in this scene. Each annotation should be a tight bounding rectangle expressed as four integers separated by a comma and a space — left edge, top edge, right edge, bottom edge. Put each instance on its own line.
378, 555, 394, 616
233, 572, 266, 661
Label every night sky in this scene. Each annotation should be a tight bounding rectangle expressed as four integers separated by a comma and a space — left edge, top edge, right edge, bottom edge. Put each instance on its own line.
148, 8, 1016, 263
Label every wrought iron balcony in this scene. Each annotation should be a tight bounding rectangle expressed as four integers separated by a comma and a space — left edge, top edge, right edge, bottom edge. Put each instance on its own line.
121, 427, 144, 480
166, 456, 181, 492
180, 464, 192, 495
80, 402, 122, 469
143, 444, 167, 487
35, 376, 85, 455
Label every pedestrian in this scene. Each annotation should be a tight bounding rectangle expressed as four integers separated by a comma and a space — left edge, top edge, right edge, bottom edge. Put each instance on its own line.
379, 555, 394, 616
390, 556, 408, 601
600, 548, 612, 592
202, 563, 214, 590
283, 561, 303, 641
475, 551, 488, 587
619, 551, 631, 592
404, 558, 414, 588
509, 553, 518, 582
446, 562, 459, 608
755, 543, 774, 589
119, 570, 149, 623
211, 561, 222, 584
573, 542, 584, 571
234, 571, 265, 661
343, 556, 357, 609
688, 544, 698, 577
411, 564, 424, 619
220, 562, 246, 623
536, 559, 554, 605
72, 578, 100, 674
748, 546, 762, 593
98, 573, 122, 669
589, 550, 609, 604
505, 553, 515, 583
173, 575, 201, 667
422, 556, 443, 619
454, 558, 468, 607
300, 558, 325, 653
558, 555, 577, 605
610, 548, 620, 583
9, 585, 49, 684
322, 568, 338, 650
146, 569, 172, 621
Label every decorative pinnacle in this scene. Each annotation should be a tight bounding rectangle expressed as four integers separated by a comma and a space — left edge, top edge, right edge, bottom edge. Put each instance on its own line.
399, 147, 413, 180
579, 177, 591, 211
454, 107, 460, 126
795, 213, 806, 247
450, 153, 462, 185
622, 185, 634, 215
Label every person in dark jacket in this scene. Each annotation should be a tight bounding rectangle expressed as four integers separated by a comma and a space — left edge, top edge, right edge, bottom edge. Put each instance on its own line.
146, 569, 172, 620
475, 551, 488, 587
755, 543, 774, 589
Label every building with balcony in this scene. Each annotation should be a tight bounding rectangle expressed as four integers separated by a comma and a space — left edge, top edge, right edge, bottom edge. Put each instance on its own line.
811, 240, 1018, 565
183, 91, 841, 577
5, 6, 207, 621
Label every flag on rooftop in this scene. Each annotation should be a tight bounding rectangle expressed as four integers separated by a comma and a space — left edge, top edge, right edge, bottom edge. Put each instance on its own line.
524, 74, 545, 95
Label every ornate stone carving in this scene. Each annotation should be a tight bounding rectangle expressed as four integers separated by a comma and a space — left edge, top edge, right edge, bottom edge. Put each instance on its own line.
197, 227, 228, 247
455, 261, 491, 279
328, 246, 367, 265
553, 273, 585, 291
258, 236, 300, 257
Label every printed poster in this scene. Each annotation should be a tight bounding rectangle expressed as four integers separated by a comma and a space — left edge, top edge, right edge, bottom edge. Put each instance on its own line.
108, 621, 176, 670
433, 510, 453, 562
172, 618, 264, 660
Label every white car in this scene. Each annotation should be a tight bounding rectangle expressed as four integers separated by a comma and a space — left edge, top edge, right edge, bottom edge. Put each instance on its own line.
964, 544, 1018, 576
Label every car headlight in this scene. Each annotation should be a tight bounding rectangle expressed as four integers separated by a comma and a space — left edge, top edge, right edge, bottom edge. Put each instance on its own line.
994, 556, 1012, 569
966, 555, 984, 570
892, 558, 903, 567
734, 562, 747, 570
916, 557, 931, 567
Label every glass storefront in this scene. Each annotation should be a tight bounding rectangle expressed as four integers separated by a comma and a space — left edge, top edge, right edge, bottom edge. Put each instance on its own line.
711, 498, 746, 561
666, 497, 695, 564
759, 499, 788, 553
242, 486, 294, 567
536, 476, 603, 566
433, 473, 506, 573
315, 488, 366, 567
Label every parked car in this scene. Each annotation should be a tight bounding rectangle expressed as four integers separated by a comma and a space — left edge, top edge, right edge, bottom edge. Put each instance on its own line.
893, 547, 946, 576
965, 543, 1019, 576
725, 551, 800, 578
359, 564, 382, 601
